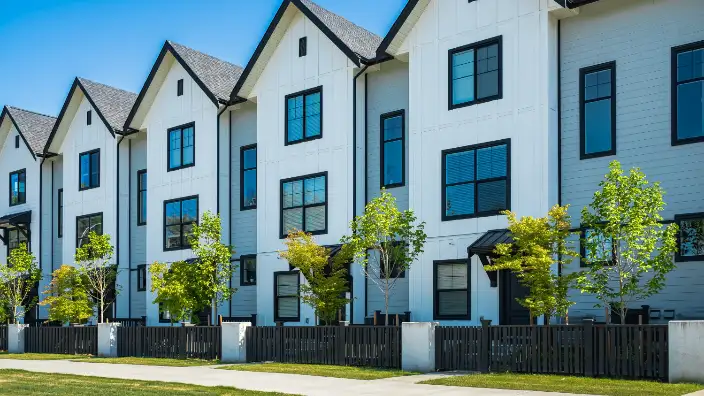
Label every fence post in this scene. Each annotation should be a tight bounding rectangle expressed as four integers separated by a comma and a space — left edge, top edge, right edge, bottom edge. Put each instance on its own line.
221, 322, 250, 363
7, 324, 27, 354
583, 319, 594, 377
402, 322, 438, 373
480, 318, 492, 373
98, 323, 121, 357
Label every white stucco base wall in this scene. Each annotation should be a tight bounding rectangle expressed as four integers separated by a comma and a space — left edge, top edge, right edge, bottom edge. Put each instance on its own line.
669, 321, 704, 384
98, 323, 120, 357
401, 322, 438, 373
221, 322, 250, 363
7, 324, 27, 354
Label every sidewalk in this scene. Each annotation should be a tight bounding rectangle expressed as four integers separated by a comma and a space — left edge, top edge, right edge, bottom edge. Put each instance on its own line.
0, 359, 594, 396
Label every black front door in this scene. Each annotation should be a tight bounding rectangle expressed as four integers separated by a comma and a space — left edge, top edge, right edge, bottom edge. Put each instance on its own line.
498, 270, 530, 325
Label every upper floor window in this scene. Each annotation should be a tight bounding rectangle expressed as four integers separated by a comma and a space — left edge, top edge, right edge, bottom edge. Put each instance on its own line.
381, 110, 405, 188
58, 189, 63, 238
168, 123, 195, 171
9, 169, 26, 206
449, 36, 502, 110
137, 264, 146, 291
580, 62, 616, 159
673, 41, 704, 145
285, 87, 322, 145
442, 140, 509, 221
14, 135, 19, 149
79, 149, 100, 190
76, 212, 102, 249
137, 170, 147, 225
434, 260, 469, 320
6, 228, 28, 256
274, 271, 300, 322
675, 213, 704, 262
299, 37, 307, 57
240, 255, 257, 286
177, 79, 184, 96
164, 196, 198, 251
580, 227, 614, 267
241, 145, 257, 210
87, 110, 92, 125
281, 173, 327, 237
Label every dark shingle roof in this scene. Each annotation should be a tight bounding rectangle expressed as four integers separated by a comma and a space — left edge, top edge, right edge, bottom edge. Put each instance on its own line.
77, 78, 137, 133
4, 106, 56, 154
168, 41, 244, 101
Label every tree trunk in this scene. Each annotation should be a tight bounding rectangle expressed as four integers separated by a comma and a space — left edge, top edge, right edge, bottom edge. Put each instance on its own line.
384, 279, 389, 326
99, 296, 104, 324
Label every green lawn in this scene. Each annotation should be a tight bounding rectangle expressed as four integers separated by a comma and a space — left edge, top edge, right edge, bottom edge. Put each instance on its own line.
0, 369, 293, 395
420, 373, 704, 396
0, 352, 86, 360
219, 363, 417, 380
71, 356, 219, 367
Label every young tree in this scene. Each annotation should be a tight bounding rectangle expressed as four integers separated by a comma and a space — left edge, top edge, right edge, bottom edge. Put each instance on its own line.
485, 205, 579, 324
0, 244, 41, 324
75, 232, 117, 323
40, 265, 93, 325
577, 160, 678, 324
279, 231, 349, 325
150, 260, 201, 325
340, 191, 426, 325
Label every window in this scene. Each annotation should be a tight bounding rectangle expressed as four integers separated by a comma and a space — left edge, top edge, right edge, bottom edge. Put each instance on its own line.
87, 110, 92, 125
164, 196, 198, 250
137, 170, 147, 225
580, 228, 614, 267
159, 303, 171, 323
672, 41, 704, 145
76, 213, 103, 249
240, 145, 257, 210
375, 242, 406, 279
299, 37, 307, 57
6, 228, 29, 257
580, 62, 616, 159
274, 271, 300, 322
137, 265, 146, 291
14, 135, 19, 149
9, 169, 26, 206
442, 140, 510, 221
281, 173, 327, 237
58, 189, 63, 238
449, 36, 502, 110
240, 255, 257, 286
285, 87, 322, 144
177, 79, 184, 96
79, 149, 100, 190
167, 123, 195, 171
675, 213, 704, 262
381, 110, 405, 188
434, 260, 469, 320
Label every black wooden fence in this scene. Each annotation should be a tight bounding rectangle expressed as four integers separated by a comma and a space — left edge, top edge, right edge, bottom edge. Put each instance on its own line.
24, 326, 98, 355
246, 326, 401, 368
0, 325, 7, 351
117, 326, 221, 360
436, 322, 668, 380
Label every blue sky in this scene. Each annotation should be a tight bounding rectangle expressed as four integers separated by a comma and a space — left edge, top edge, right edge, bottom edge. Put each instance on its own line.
0, 0, 406, 116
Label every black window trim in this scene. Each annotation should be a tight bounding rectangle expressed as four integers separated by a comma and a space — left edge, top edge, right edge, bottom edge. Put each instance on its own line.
136, 264, 147, 292
380, 109, 406, 189
448, 35, 503, 111
239, 254, 257, 286
284, 86, 323, 146
433, 259, 471, 321
674, 212, 704, 262
163, 195, 199, 251
137, 169, 147, 226
279, 171, 328, 239
78, 148, 100, 191
14, 135, 19, 149
671, 40, 704, 146
9, 168, 26, 207
57, 188, 63, 238
579, 61, 617, 160
299, 37, 307, 57
273, 270, 300, 323
76, 212, 103, 251
177, 79, 184, 97
167, 122, 196, 172
240, 144, 257, 211
579, 225, 616, 267
6, 227, 30, 257
87, 110, 92, 126
441, 138, 511, 221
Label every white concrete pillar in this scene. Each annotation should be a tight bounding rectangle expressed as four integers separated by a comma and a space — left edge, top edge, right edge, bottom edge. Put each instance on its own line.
98, 323, 121, 357
669, 321, 704, 384
221, 322, 250, 363
7, 324, 28, 354
402, 322, 438, 373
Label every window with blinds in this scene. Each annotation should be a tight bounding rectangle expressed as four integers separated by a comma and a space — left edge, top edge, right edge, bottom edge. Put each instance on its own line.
434, 260, 469, 320
275, 271, 300, 322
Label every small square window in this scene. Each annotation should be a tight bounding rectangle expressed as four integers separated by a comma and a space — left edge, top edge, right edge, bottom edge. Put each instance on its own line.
177, 79, 184, 96
6, 227, 29, 257
240, 255, 257, 286
164, 196, 198, 251
281, 173, 327, 237
87, 110, 92, 125
167, 123, 195, 171
137, 265, 147, 291
449, 36, 502, 110
285, 87, 322, 145
76, 213, 103, 250
675, 213, 704, 262
299, 37, 307, 57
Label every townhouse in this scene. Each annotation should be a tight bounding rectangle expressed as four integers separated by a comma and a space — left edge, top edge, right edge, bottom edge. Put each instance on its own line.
2, 0, 702, 326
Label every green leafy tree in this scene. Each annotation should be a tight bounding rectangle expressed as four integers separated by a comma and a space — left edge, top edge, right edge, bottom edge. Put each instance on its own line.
340, 191, 426, 325
279, 231, 349, 325
40, 265, 93, 324
577, 161, 678, 323
75, 232, 118, 323
150, 260, 201, 324
486, 205, 579, 324
0, 244, 41, 324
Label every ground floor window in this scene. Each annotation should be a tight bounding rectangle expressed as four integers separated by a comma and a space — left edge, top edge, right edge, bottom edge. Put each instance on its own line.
433, 259, 470, 320
6, 227, 29, 256
76, 212, 102, 249
240, 255, 257, 286
274, 271, 300, 322
676, 213, 704, 261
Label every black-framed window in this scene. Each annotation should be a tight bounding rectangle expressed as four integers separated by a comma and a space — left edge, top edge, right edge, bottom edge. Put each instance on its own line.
6, 228, 29, 257
381, 110, 405, 188
177, 79, 184, 96
240, 255, 257, 286
675, 213, 704, 262
159, 303, 171, 323
580, 227, 614, 267
58, 189, 63, 238
87, 110, 92, 125
299, 37, 307, 57
241, 145, 257, 210
672, 41, 704, 145
449, 36, 502, 110
442, 140, 509, 221
580, 62, 616, 159
79, 149, 100, 190
14, 135, 19, 149
168, 123, 195, 171
137, 170, 147, 225
9, 169, 26, 206
164, 196, 198, 251
281, 172, 327, 237
285, 87, 322, 145
76, 213, 103, 249
137, 264, 146, 291
434, 260, 470, 320
274, 271, 300, 322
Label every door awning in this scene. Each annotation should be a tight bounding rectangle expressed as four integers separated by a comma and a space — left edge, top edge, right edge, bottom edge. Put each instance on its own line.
0, 210, 31, 228
467, 229, 513, 287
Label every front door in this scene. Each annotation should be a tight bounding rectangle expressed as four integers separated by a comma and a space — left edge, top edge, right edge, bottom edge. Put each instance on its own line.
498, 270, 530, 325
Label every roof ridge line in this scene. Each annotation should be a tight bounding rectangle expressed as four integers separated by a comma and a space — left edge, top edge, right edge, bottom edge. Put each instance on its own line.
6, 105, 57, 120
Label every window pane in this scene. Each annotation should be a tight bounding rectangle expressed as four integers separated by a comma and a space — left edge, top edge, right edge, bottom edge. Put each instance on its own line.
677, 81, 704, 140
10, 173, 18, 204
445, 183, 474, 217
477, 70, 499, 99
283, 208, 303, 234
477, 180, 506, 213
304, 206, 325, 232
304, 176, 325, 205
288, 96, 304, 142
169, 131, 182, 168
165, 202, 181, 225
678, 49, 704, 82
243, 169, 257, 207
139, 172, 147, 189
438, 290, 468, 317
305, 92, 321, 138
585, 229, 612, 262
243, 148, 256, 170
445, 150, 475, 184
181, 199, 197, 223
383, 116, 403, 141
182, 128, 194, 165
90, 153, 99, 187
165, 225, 181, 249
77, 218, 89, 239
680, 218, 704, 257
278, 297, 298, 318
437, 263, 468, 290
383, 140, 403, 185
80, 154, 90, 188
452, 77, 474, 106
476, 44, 499, 99
182, 223, 194, 246
277, 273, 298, 296
584, 99, 613, 154
140, 191, 147, 222
90, 215, 103, 235
476, 144, 507, 180
585, 70, 611, 101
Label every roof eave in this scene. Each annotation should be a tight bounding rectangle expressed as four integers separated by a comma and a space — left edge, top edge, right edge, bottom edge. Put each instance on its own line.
1, 106, 38, 160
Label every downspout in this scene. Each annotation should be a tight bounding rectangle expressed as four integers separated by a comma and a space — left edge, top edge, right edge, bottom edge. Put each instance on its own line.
50, 160, 54, 273
127, 139, 132, 318
228, 109, 233, 318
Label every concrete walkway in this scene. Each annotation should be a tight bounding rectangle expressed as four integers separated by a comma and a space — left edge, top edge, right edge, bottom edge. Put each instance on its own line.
0, 359, 596, 396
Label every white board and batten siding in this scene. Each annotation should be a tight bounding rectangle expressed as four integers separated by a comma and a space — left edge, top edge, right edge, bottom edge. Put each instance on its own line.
128, 134, 148, 318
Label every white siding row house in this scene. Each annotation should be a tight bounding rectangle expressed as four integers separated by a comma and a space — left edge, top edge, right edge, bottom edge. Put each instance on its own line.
1, 0, 702, 326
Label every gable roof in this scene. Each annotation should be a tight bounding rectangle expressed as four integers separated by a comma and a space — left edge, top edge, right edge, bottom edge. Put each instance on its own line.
376, 0, 427, 57
230, 0, 382, 101
0, 106, 56, 158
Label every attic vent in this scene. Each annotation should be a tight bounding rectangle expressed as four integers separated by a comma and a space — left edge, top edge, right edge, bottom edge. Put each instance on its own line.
87, 110, 92, 125
15, 135, 19, 148
177, 79, 184, 96
299, 37, 307, 57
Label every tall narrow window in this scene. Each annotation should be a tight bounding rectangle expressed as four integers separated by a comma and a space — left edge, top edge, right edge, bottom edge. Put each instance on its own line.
675, 213, 704, 262
58, 188, 63, 238
137, 265, 146, 291
87, 110, 92, 125
580, 62, 616, 158
285, 87, 322, 144
274, 271, 300, 322
79, 149, 100, 190
137, 170, 147, 225
299, 37, 307, 57
76, 213, 102, 249
240, 255, 257, 286
434, 260, 470, 320
449, 36, 502, 109
168, 123, 195, 171
9, 169, 26, 206
281, 173, 327, 237
381, 110, 405, 188
14, 135, 19, 149
164, 196, 198, 250
240, 145, 257, 210
6, 228, 29, 256
177, 79, 184, 96
672, 41, 704, 145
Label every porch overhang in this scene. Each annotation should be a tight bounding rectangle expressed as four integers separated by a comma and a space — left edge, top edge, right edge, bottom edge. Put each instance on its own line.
467, 229, 513, 288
